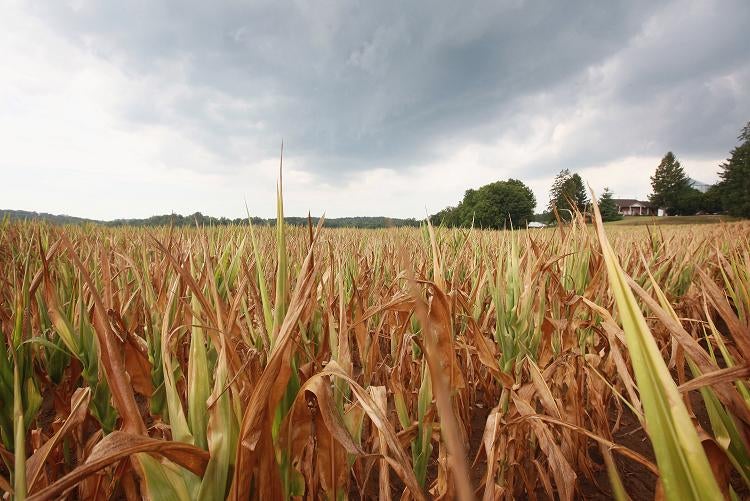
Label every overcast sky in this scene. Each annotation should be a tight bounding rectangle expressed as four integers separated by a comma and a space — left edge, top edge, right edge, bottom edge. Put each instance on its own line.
1, 0, 748, 219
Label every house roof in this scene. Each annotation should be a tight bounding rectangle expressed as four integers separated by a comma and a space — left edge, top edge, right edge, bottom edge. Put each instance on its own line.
688, 177, 711, 193
612, 198, 654, 207
688, 177, 710, 187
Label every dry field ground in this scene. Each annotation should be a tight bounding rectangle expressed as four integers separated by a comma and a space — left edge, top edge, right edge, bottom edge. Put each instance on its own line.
1, 207, 749, 500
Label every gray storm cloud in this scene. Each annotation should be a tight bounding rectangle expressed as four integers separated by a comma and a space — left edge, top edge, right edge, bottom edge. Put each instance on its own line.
23, 0, 750, 182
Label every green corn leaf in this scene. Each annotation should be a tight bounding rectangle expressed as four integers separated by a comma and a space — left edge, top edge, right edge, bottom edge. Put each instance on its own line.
592, 193, 723, 501
138, 454, 192, 501
272, 161, 288, 343
13, 362, 26, 501
197, 346, 237, 501
245, 207, 273, 340
187, 289, 210, 451
162, 277, 195, 446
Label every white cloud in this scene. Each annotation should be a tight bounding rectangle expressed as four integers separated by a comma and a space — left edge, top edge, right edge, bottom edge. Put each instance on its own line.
0, 2, 281, 219
0, 0, 747, 220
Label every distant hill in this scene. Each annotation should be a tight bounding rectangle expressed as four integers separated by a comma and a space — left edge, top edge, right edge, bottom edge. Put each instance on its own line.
1, 209, 96, 225
1, 209, 420, 229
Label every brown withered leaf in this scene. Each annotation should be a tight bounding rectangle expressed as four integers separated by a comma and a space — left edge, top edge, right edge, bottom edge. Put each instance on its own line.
0, 472, 13, 496
526, 357, 562, 420
625, 273, 750, 427
26, 388, 91, 494
322, 361, 427, 501
513, 396, 576, 501
122, 331, 154, 397
427, 284, 466, 390
480, 406, 501, 501
700, 269, 750, 361
697, 428, 732, 500
28, 431, 209, 501
370, 386, 393, 501
229, 218, 323, 501
59, 237, 147, 436
408, 277, 473, 501
678, 364, 750, 394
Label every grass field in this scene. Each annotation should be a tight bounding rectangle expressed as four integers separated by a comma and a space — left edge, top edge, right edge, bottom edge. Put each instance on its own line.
1, 197, 749, 500
606, 214, 738, 226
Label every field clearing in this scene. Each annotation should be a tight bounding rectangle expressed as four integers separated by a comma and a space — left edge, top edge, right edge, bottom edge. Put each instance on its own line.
1, 209, 749, 500
605, 214, 739, 226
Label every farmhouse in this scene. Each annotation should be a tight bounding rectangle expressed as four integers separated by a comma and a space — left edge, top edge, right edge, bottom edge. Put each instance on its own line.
612, 199, 660, 216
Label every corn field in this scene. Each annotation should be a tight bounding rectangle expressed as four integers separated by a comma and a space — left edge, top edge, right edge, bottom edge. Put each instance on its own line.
1, 194, 750, 500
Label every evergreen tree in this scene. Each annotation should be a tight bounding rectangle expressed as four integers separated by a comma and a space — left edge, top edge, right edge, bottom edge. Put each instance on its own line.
567, 173, 589, 212
649, 152, 689, 213
547, 169, 571, 214
547, 169, 589, 219
598, 188, 622, 222
718, 121, 750, 218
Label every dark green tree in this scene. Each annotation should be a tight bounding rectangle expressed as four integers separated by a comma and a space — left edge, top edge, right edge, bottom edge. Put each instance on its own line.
717, 121, 750, 217
431, 179, 536, 229
567, 173, 589, 212
700, 185, 723, 214
598, 188, 623, 222
671, 187, 703, 216
431, 206, 460, 227
547, 169, 589, 219
649, 152, 689, 214
547, 169, 570, 213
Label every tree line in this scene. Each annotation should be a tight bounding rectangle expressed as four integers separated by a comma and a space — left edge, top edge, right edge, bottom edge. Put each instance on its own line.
431, 120, 750, 228
104, 214, 421, 229
428, 169, 622, 229
650, 122, 749, 217
429, 167, 618, 228
0, 210, 421, 229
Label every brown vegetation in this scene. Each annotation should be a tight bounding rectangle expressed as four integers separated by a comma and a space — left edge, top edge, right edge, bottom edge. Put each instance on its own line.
1, 201, 749, 500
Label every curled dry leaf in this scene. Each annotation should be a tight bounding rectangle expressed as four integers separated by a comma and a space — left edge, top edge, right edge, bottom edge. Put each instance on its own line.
28, 431, 210, 501
26, 387, 91, 494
